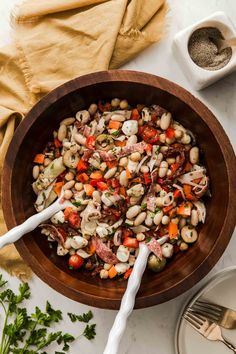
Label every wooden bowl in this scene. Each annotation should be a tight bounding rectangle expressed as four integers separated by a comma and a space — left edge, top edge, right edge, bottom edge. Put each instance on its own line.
2, 70, 236, 309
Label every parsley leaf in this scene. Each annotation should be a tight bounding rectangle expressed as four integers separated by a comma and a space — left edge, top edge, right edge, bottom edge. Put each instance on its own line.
83, 324, 96, 340
67, 310, 93, 323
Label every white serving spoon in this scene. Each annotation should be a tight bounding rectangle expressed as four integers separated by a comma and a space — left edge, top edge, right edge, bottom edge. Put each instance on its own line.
0, 190, 72, 249
103, 235, 169, 354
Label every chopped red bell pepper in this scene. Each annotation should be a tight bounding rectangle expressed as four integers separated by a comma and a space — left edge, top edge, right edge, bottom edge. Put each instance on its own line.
145, 143, 153, 154
123, 237, 139, 249
123, 229, 133, 238
107, 178, 120, 189
97, 181, 108, 191
143, 172, 152, 185
54, 138, 62, 148
68, 212, 81, 228
124, 268, 133, 279
173, 189, 182, 199
77, 159, 88, 172
77, 173, 89, 183
131, 108, 140, 120
166, 127, 175, 139
86, 136, 96, 149
98, 100, 111, 112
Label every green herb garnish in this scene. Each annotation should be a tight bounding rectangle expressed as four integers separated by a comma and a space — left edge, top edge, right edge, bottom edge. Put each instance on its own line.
72, 201, 82, 207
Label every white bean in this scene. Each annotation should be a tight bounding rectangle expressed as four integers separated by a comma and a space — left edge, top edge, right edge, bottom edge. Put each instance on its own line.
88, 103, 98, 115
166, 137, 175, 145
117, 245, 130, 262
32, 165, 40, 179
64, 180, 75, 190
134, 212, 147, 226
92, 190, 101, 203
100, 162, 107, 171
160, 112, 171, 130
179, 217, 186, 229
71, 236, 88, 249
162, 215, 170, 225
161, 243, 174, 258
74, 133, 86, 145
58, 124, 67, 142
104, 167, 117, 179
154, 211, 163, 225
126, 205, 141, 219
111, 113, 126, 122
174, 129, 183, 139
115, 263, 130, 274
140, 165, 149, 173
191, 209, 199, 226
145, 213, 154, 227
60, 117, 75, 126
119, 157, 128, 167
181, 134, 191, 144
158, 161, 168, 178
159, 133, 166, 143
119, 170, 128, 187
189, 147, 199, 164
127, 135, 138, 146
166, 157, 176, 165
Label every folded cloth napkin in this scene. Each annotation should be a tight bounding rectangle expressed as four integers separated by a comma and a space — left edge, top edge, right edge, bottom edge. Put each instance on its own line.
0, 0, 167, 280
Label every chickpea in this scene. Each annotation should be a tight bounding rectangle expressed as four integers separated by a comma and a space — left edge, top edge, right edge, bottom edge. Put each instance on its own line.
159, 133, 166, 143
88, 103, 98, 115
174, 129, 183, 139
74, 182, 83, 191
136, 233, 146, 242
111, 98, 120, 108
104, 263, 112, 271
130, 152, 141, 162
120, 99, 128, 109
180, 242, 189, 251
162, 215, 170, 225
140, 165, 149, 173
65, 171, 74, 181
64, 190, 73, 200
100, 269, 109, 279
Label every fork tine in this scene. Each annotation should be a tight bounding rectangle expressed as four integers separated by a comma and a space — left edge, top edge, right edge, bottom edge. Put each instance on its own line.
185, 309, 205, 326
195, 300, 222, 314
190, 307, 219, 322
183, 314, 201, 330
192, 301, 222, 321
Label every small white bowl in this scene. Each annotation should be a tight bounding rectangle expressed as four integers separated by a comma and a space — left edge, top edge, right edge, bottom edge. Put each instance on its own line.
172, 11, 236, 90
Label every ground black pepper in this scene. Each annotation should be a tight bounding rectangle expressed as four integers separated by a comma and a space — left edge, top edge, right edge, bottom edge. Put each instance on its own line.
188, 27, 232, 71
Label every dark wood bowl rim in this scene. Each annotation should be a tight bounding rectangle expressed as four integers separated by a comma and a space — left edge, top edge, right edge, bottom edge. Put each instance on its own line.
2, 70, 236, 309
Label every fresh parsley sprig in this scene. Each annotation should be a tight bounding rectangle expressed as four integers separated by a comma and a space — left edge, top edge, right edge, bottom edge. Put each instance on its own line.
0, 275, 97, 354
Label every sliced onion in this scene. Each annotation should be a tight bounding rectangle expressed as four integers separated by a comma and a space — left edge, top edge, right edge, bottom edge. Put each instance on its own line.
162, 192, 174, 207
136, 155, 149, 173
113, 230, 122, 246
173, 183, 186, 200
193, 201, 206, 223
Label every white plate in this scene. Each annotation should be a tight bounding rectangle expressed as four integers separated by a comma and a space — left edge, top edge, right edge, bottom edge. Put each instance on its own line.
175, 266, 236, 354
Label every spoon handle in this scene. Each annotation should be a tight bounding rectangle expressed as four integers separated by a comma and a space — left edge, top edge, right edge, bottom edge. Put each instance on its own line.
0, 198, 70, 249
103, 243, 150, 354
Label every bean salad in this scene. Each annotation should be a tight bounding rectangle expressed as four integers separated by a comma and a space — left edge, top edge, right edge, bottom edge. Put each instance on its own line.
32, 99, 209, 279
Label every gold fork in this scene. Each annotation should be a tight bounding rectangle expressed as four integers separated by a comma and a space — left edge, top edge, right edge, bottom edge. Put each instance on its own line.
184, 309, 236, 352
191, 300, 236, 329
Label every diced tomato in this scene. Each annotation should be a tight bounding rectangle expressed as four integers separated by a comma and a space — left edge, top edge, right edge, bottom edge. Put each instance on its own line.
68, 254, 84, 270
64, 207, 73, 221
107, 178, 120, 189
98, 100, 111, 112
124, 268, 132, 279
143, 173, 152, 185
177, 202, 192, 217
77, 173, 89, 183
151, 113, 158, 121
86, 136, 96, 149
68, 211, 81, 228
131, 108, 140, 120
166, 127, 175, 139
54, 138, 62, 148
123, 237, 139, 249
145, 143, 153, 154
106, 160, 117, 169
77, 159, 88, 172
123, 229, 133, 238
173, 189, 182, 199
139, 124, 160, 144
97, 181, 108, 191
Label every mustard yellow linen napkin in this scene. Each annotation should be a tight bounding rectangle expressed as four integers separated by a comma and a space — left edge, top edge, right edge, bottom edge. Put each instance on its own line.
0, 0, 167, 280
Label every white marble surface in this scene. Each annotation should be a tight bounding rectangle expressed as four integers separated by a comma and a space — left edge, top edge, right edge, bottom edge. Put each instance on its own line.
0, 1, 235, 353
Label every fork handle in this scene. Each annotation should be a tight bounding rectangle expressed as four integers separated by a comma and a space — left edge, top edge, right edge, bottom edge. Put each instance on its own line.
221, 338, 236, 352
